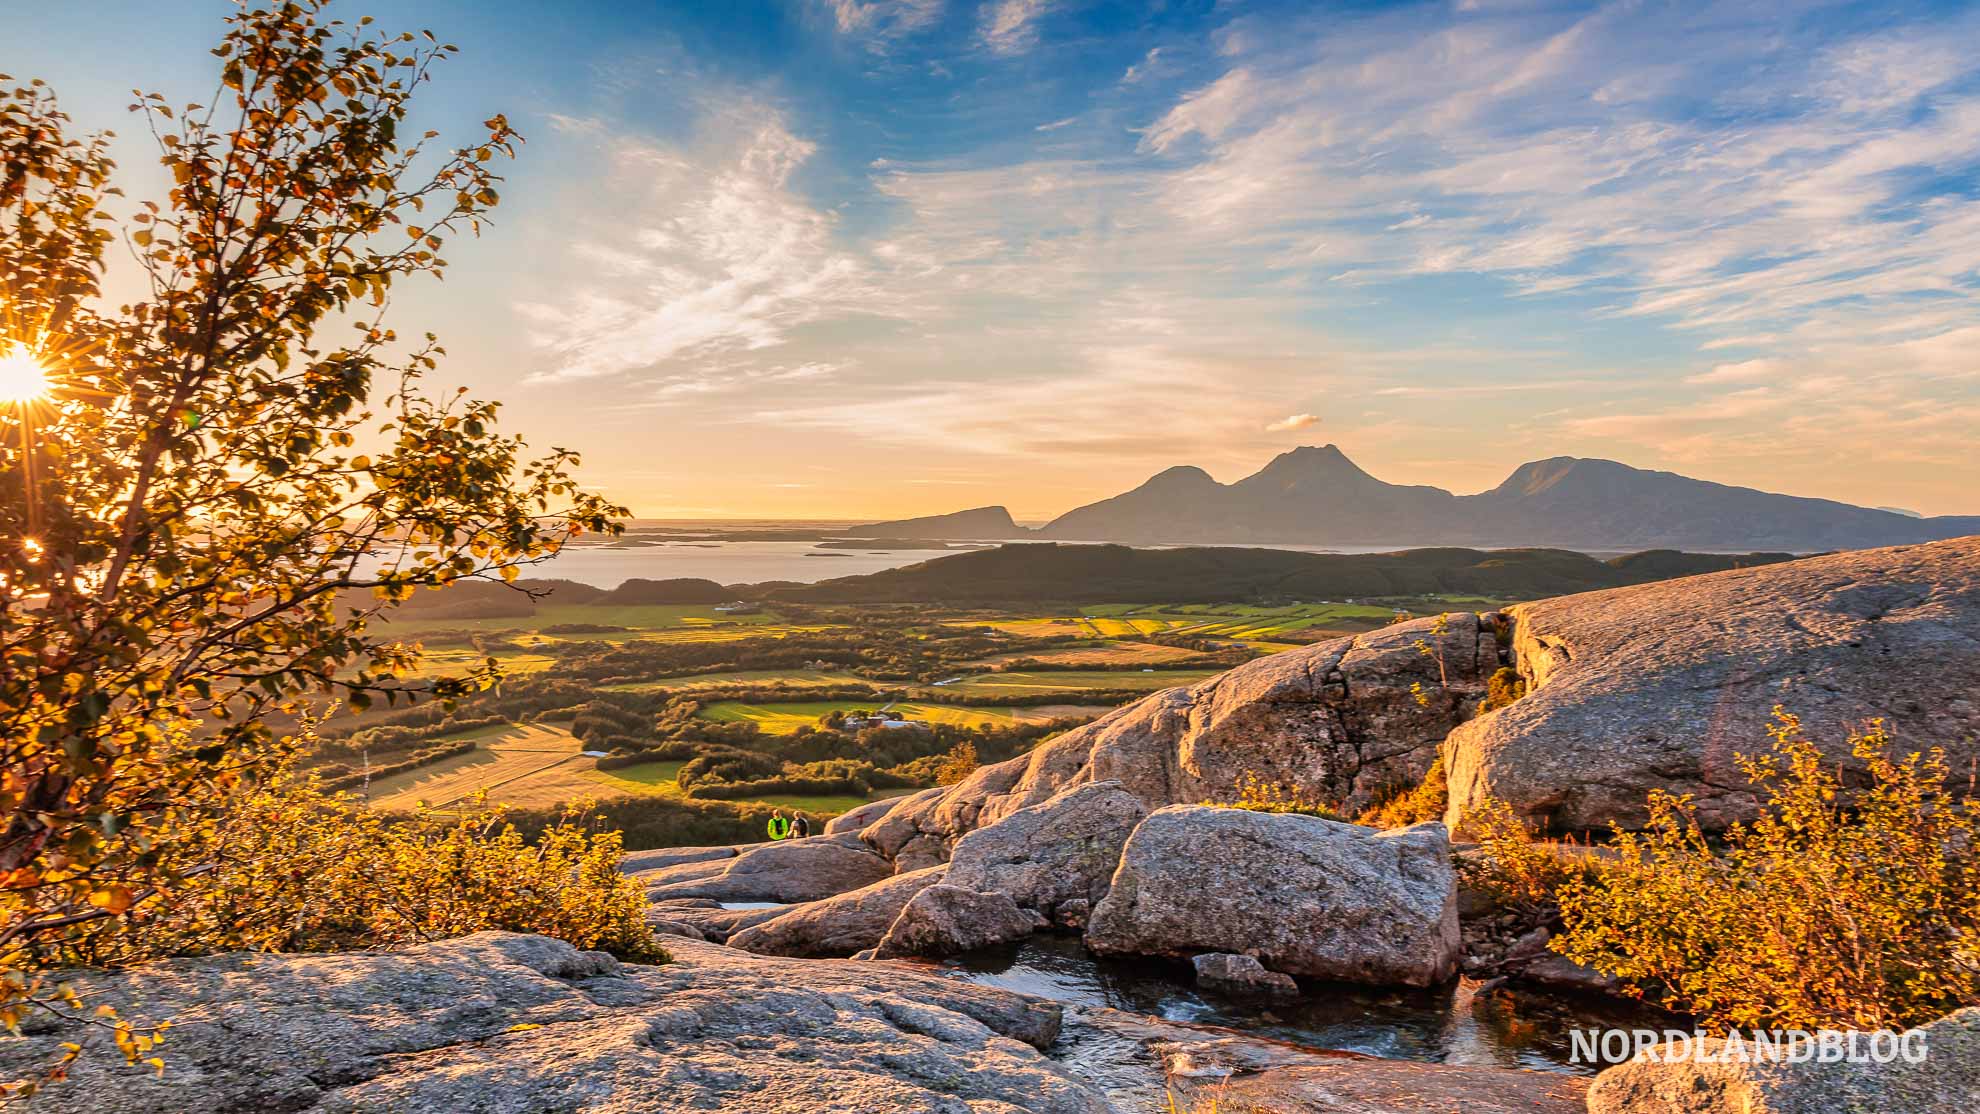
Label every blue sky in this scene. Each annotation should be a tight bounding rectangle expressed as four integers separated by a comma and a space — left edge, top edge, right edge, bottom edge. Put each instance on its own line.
10, 0, 1980, 517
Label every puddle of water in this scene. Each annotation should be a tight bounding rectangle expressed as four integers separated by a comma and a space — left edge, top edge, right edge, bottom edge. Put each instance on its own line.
948, 934, 1673, 1075
716, 901, 786, 911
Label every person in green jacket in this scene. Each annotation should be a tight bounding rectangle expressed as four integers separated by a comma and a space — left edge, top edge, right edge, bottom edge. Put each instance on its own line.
766, 810, 791, 841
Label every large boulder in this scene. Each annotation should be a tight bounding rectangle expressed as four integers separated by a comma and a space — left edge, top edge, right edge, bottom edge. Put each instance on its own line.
643, 831, 894, 904
941, 780, 1145, 928
0, 932, 1096, 1113
1585, 1007, 1980, 1114
618, 844, 738, 875
825, 795, 907, 835
726, 865, 949, 957
873, 884, 1044, 959
1444, 537, 1980, 832
866, 613, 1497, 867
1086, 806, 1460, 987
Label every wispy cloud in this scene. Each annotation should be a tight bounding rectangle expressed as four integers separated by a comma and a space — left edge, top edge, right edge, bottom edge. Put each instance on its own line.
823, 0, 943, 45
980, 0, 1050, 56
1121, 47, 1162, 85
519, 104, 884, 385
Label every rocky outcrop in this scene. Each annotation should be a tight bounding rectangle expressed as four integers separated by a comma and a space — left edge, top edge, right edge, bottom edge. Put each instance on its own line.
1444, 537, 1980, 832
1192, 953, 1299, 996
941, 780, 1145, 928
619, 844, 738, 875
866, 613, 1497, 868
0, 932, 1095, 1114
1585, 1007, 1980, 1114
645, 899, 789, 943
873, 884, 1044, 959
726, 865, 948, 957
1086, 807, 1460, 987
642, 831, 893, 904
825, 795, 906, 834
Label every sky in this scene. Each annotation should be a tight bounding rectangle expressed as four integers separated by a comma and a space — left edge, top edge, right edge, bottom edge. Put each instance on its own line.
8, 0, 1980, 520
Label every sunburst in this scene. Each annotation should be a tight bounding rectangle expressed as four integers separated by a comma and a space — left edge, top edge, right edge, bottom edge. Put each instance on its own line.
0, 342, 52, 403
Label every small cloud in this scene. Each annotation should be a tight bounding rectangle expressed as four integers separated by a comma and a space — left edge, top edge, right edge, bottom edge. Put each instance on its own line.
1266, 413, 1320, 432
1035, 116, 1077, 132
1122, 47, 1163, 84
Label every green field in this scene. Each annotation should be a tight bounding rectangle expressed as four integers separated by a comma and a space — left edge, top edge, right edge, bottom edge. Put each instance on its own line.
923, 668, 1222, 698
698, 699, 1111, 734
600, 668, 875, 693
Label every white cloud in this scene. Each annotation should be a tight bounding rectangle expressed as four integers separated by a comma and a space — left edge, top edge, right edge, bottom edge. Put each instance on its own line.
1265, 413, 1319, 432
980, 0, 1051, 56
519, 106, 884, 384
824, 0, 943, 43
1122, 47, 1163, 85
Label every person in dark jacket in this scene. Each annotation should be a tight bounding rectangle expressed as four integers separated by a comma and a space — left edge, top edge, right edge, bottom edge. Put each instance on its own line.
790, 813, 811, 839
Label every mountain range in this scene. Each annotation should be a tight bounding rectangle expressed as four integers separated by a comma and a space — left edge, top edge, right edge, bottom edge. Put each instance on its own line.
851, 445, 1980, 553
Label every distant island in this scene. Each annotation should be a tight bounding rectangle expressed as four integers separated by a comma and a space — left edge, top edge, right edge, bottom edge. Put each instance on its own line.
847, 445, 1980, 553
770, 543, 1798, 605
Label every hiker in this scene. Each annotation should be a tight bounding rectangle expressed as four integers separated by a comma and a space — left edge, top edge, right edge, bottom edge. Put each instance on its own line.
766, 810, 790, 841
790, 813, 811, 839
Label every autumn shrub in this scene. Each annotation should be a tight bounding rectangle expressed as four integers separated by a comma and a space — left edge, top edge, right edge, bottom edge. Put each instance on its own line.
1454, 796, 1597, 915
1218, 772, 1345, 821
934, 741, 980, 786
1554, 711, 1980, 1031
1478, 666, 1526, 713
42, 777, 666, 970
1357, 755, 1449, 828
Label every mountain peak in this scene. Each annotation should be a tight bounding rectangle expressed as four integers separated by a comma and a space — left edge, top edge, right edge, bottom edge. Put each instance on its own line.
1139, 465, 1220, 490
1493, 456, 1636, 497
1244, 443, 1381, 488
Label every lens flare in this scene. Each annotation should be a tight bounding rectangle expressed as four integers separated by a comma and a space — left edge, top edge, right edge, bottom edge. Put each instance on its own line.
0, 344, 51, 402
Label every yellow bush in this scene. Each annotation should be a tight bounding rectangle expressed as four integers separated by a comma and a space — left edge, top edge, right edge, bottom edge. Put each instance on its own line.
1554, 710, 1980, 1031
1479, 666, 1527, 713
1216, 772, 1344, 821
1357, 755, 1449, 828
934, 741, 980, 786
49, 778, 667, 970
1454, 796, 1595, 913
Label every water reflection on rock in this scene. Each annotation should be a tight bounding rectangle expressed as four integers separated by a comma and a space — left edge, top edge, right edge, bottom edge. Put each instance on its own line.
945, 933, 1670, 1075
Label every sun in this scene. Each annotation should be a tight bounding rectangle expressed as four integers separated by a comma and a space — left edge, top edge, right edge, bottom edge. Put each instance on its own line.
0, 344, 51, 402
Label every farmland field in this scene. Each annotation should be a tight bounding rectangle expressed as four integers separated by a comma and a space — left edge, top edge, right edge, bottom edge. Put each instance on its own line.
601, 668, 874, 693
361, 729, 891, 817
697, 699, 1109, 734
363, 723, 592, 810
920, 668, 1221, 698
963, 641, 1204, 668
